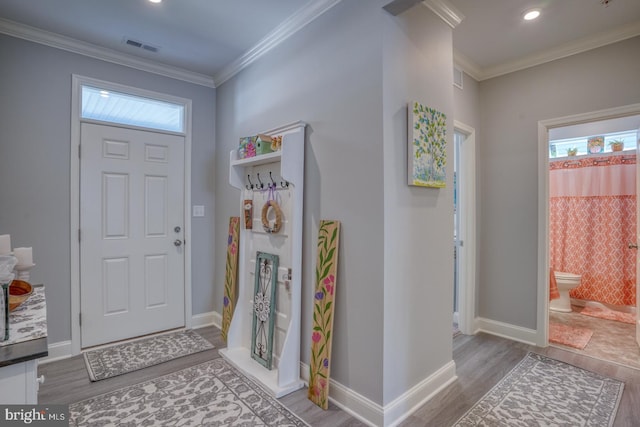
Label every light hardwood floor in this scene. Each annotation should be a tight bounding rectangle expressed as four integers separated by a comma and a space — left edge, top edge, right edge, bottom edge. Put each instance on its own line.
38, 327, 640, 426
38, 326, 364, 427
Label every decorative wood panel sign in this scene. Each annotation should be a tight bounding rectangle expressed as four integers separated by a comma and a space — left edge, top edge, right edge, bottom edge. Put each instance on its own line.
308, 220, 340, 409
251, 251, 279, 369
221, 217, 240, 342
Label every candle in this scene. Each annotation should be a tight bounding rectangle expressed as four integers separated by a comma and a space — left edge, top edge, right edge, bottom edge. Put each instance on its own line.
0, 235, 10, 255
14, 247, 33, 266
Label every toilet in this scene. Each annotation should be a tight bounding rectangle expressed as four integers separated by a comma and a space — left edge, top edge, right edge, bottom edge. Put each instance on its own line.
550, 271, 581, 312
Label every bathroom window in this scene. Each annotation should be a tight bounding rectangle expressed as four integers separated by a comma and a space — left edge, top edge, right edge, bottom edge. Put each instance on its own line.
549, 130, 637, 158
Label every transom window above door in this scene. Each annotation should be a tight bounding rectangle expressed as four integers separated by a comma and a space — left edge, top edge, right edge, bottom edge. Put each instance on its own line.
81, 85, 185, 133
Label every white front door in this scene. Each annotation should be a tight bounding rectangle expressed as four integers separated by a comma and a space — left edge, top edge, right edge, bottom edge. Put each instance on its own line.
80, 123, 185, 347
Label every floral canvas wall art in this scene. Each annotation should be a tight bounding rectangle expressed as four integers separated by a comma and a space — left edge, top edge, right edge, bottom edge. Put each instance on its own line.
408, 101, 447, 188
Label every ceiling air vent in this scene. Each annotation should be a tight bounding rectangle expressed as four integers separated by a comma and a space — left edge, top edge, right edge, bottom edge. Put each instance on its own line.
123, 37, 160, 53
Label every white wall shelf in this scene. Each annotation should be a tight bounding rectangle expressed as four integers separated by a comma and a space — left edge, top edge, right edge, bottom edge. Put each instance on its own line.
230, 151, 282, 168
221, 120, 306, 398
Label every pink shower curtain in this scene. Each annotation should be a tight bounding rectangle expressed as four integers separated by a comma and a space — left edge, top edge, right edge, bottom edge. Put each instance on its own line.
550, 155, 637, 307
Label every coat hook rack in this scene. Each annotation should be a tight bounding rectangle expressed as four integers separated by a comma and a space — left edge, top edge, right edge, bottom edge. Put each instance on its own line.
269, 171, 277, 189
246, 174, 254, 190
280, 179, 290, 189
256, 173, 264, 190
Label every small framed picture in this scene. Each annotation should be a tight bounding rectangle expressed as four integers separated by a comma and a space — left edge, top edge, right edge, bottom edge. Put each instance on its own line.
587, 136, 604, 154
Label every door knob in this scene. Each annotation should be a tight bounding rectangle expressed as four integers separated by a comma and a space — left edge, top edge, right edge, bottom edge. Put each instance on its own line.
174, 226, 181, 233
629, 242, 638, 249
174, 239, 183, 247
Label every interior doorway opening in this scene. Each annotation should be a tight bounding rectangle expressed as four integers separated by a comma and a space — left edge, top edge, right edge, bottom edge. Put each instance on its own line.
537, 103, 640, 355
545, 114, 640, 368
453, 121, 476, 336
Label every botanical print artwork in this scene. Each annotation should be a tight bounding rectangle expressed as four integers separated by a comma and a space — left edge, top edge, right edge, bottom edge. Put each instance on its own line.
308, 220, 340, 410
221, 217, 240, 342
408, 101, 447, 188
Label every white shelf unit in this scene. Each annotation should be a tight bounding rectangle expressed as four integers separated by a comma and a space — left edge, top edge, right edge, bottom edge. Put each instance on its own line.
221, 121, 306, 397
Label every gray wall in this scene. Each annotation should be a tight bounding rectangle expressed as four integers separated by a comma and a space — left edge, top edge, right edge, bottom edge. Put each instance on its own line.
381, 6, 455, 405
0, 34, 216, 343
454, 71, 480, 131
477, 36, 640, 328
215, 0, 386, 404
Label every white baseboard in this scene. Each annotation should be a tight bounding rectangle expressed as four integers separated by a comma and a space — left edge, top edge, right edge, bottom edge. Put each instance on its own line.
383, 361, 457, 427
39, 340, 73, 364
300, 360, 456, 427
300, 362, 383, 426
475, 317, 538, 346
191, 311, 221, 329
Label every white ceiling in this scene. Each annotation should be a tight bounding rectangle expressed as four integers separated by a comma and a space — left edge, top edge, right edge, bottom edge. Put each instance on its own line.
0, 0, 306, 78
0, 0, 639, 86
449, 0, 640, 80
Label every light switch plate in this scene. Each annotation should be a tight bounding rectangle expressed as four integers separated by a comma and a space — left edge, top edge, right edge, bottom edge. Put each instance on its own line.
193, 205, 205, 217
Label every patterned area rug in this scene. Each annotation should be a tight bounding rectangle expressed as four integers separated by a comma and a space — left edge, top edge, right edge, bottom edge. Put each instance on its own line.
70, 358, 309, 426
84, 330, 214, 381
453, 352, 624, 427
579, 305, 636, 325
549, 322, 593, 349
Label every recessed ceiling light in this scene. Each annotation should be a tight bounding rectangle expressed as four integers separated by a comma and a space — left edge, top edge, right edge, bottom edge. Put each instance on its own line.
149, 0, 161, 3
523, 9, 541, 21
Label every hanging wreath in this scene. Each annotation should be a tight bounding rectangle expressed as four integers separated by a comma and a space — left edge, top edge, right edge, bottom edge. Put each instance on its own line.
261, 200, 283, 233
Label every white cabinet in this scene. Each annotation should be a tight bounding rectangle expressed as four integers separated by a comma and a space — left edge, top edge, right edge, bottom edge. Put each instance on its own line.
0, 359, 39, 404
220, 121, 305, 397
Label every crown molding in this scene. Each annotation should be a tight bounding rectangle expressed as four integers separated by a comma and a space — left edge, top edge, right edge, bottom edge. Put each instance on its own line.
421, 0, 464, 29
455, 20, 640, 82
213, 0, 343, 86
0, 18, 216, 88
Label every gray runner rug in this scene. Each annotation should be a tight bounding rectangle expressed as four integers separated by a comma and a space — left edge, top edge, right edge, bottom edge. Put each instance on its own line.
70, 357, 309, 426
83, 329, 214, 381
454, 352, 624, 426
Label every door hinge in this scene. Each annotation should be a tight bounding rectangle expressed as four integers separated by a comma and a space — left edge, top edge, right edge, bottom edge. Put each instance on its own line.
78, 145, 81, 159
79, 313, 82, 326
78, 229, 81, 243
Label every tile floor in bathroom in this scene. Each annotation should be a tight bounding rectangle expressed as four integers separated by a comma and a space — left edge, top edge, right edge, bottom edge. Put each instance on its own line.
550, 306, 640, 370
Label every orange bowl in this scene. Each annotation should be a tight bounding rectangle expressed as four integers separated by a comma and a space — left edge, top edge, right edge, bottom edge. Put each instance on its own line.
9, 280, 33, 311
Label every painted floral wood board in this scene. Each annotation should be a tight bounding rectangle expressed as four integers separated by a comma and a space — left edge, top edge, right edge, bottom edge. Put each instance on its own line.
221, 217, 240, 342
308, 220, 340, 409
408, 101, 447, 188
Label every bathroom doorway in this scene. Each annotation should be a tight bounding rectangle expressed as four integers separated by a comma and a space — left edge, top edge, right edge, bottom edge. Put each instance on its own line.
538, 105, 640, 368
453, 121, 476, 336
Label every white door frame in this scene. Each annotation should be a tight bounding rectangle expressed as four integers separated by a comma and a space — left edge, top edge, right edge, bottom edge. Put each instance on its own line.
454, 120, 477, 335
536, 103, 640, 347
70, 75, 193, 354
